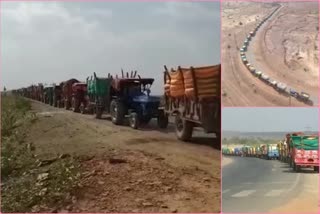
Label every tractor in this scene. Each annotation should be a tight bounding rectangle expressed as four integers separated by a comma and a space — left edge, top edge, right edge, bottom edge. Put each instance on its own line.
87, 71, 168, 129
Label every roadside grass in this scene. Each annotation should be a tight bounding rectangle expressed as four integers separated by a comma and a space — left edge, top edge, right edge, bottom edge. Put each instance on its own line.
1, 96, 81, 212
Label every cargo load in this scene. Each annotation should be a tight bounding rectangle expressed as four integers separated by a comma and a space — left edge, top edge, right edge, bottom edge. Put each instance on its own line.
163, 64, 221, 142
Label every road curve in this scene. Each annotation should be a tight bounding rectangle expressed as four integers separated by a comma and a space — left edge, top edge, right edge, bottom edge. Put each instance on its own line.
222, 156, 318, 213
246, 4, 316, 105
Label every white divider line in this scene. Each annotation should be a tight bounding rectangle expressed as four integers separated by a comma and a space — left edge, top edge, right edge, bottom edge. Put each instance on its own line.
231, 190, 256, 198
265, 189, 285, 197
222, 189, 230, 194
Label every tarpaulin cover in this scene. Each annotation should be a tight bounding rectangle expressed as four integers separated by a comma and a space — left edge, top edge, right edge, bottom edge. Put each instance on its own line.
165, 64, 220, 99
290, 136, 319, 150
87, 76, 112, 97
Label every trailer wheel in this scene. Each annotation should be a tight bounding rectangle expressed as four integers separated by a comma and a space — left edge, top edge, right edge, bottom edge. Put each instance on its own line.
314, 166, 319, 173
110, 100, 125, 125
158, 111, 168, 129
129, 112, 139, 129
175, 113, 193, 141
293, 163, 300, 172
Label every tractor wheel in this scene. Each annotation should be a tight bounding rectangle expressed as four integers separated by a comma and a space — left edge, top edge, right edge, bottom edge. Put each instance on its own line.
129, 112, 139, 129
216, 132, 221, 143
175, 113, 193, 141
95, 107, 103, 119
314, 166, 319, 173
72, 97, 80, 113
80, 103, 86, 114
53, 97, 57, 107
157, 111, 168, 129
140, 116, 152, 125
110, 100, 125, 125
65, 100, 70, 110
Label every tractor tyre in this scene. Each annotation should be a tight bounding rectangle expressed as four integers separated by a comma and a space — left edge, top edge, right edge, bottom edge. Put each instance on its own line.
141, 116, 152, 125
110, 100, 126, 125
129, 112, 139, 129
157, 111, 169, 129
95, 107, 103, 119
72, 97, 80, 113
80, 103, 86, 114
53, 97, 57, 107
65, 100, 70, 110
175, 113, 193, 141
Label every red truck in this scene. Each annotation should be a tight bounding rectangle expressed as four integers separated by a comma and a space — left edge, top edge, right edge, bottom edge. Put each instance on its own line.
289, 135, 319, 172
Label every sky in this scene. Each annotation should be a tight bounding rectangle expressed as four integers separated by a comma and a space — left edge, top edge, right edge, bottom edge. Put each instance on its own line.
222, 108, 319, 132
1, 1, 220, 94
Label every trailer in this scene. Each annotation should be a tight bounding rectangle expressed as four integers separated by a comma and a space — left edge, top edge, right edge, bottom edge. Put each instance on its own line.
163, 64, 221, 142
62, 79, 80, 110
71, 82, 88, 113
297, 92, 313, 106
260, 144, 267, 159
289, 135, 319, 172
260, 73, 270, 82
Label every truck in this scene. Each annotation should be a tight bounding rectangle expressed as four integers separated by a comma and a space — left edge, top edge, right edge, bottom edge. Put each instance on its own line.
289, 135, 319, 172
267, 144, 279, 160
163, 64, 221, 142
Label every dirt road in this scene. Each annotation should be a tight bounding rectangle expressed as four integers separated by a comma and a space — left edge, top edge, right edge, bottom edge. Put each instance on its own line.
222, 1, 318, 106
26, 100, 221, 213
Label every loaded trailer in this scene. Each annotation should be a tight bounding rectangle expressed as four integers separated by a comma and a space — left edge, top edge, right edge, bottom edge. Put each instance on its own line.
163, 64, 221, 142
288, 135, 319, 172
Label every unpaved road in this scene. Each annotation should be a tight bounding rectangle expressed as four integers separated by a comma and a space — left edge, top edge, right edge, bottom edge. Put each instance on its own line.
27, 100, 221, 213
222, 1, 318, 106
222, 156, 319, 213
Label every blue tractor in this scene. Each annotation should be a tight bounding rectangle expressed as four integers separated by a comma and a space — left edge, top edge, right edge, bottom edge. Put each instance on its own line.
110, 71, 169, 129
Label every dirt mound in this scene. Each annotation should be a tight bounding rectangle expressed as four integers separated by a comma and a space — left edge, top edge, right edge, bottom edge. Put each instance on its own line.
60, 149, 219, 213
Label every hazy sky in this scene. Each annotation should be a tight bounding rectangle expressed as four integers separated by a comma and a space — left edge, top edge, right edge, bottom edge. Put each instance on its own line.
1, 1, 220, 94
222, 108, 319, 132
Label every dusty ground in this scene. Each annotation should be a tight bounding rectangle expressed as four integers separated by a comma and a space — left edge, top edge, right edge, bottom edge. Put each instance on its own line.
22, 100, 221, 213
222, 156, 232, 167
222, 1, 319, 106
271, 171, 319, 213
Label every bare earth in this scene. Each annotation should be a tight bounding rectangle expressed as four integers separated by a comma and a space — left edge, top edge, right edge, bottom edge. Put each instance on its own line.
27, 100, 221, 213
271, 172, 319, 213
222, 156, 233, 167
222, 1, 319, 106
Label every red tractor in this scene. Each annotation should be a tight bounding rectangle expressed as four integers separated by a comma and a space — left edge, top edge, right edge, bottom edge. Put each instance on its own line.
71, 82, 88, 113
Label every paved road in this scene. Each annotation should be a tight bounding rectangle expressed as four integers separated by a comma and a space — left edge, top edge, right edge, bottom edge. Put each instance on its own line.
222, 156, 318, 213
